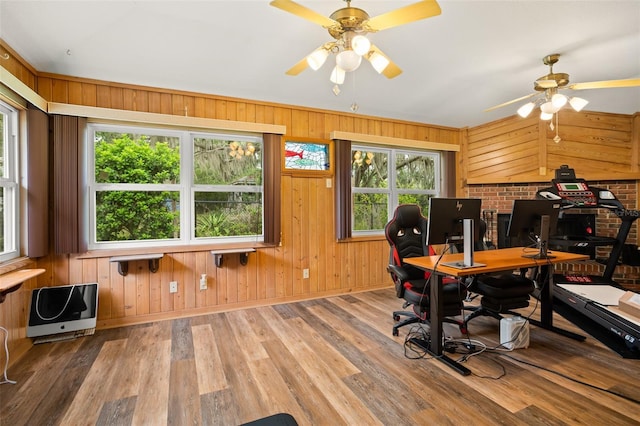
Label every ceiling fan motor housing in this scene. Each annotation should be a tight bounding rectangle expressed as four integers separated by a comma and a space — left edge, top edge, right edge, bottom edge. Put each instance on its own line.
328, 7, 370, 39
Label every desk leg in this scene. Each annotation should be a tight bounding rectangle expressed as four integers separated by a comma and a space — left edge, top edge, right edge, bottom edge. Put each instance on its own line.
428, 274, 471, 376
532, 265, 586, 342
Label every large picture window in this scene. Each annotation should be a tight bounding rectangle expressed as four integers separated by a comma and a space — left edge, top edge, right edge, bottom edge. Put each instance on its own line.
351, 145, 440, 234
88, 124, 264, 248
0, 101, 19, 262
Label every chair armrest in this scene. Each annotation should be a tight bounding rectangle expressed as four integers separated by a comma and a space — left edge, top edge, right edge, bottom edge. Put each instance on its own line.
387, 264, 410, 282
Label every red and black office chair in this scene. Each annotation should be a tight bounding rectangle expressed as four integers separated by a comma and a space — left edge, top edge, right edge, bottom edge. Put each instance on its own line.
385, 204, 468, 336
463, 219, 535, 327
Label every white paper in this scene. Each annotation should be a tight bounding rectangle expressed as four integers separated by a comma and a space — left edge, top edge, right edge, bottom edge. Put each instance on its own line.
556, 284, 626, 306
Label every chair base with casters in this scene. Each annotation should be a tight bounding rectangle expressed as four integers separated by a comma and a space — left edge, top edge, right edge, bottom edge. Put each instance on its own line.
392, 279, 468, 336
463, 273, 535, 327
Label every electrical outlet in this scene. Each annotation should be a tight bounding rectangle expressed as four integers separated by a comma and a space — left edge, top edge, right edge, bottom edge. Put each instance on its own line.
169, 281, 178, 293
199, 274, 207, 290
303, 268, 309, 279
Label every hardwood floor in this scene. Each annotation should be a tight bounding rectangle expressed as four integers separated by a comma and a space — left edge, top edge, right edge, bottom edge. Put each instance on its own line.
2, 288, 639, 425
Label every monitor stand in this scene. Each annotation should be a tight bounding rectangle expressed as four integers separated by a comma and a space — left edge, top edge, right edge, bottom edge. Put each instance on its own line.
442, 219, 486, 269
522, 214, 556, 259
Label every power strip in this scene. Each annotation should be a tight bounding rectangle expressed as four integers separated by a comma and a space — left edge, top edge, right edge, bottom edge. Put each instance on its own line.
500, 316, 530, 349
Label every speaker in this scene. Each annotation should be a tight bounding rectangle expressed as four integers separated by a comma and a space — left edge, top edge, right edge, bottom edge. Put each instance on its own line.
500, 316, 529, 349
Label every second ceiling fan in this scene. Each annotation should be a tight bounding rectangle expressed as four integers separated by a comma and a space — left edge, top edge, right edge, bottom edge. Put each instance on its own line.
269, 0, 441, 84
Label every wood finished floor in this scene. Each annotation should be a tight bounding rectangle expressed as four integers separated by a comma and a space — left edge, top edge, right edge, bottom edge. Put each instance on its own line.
2, 288, 640, 425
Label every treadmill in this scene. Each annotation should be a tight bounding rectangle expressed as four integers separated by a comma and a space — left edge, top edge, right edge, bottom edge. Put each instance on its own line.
537, 165, 640, 354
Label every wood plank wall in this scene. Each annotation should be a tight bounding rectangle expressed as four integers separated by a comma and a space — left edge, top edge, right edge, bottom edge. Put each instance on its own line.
463, 110, 640, 185
2, 38, 639, 364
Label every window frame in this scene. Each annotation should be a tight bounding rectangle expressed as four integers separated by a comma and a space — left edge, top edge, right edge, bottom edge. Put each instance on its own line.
86, 122, 265, 249
0, 100, 19, 262
351, 144, 442, 236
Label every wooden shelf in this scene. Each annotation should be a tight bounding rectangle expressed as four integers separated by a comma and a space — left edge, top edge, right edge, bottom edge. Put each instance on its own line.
210, 248, 256, 268
0, 268, 45, 303
109, 254, 163, 276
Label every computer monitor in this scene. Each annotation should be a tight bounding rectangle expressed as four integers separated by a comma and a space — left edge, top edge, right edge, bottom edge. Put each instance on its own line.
27, 283, 99, 338
426, 197, 484, 269
507, 199, 561, 259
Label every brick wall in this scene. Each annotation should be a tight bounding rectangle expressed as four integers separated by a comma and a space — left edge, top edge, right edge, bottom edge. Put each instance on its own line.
467, 180, 640, 291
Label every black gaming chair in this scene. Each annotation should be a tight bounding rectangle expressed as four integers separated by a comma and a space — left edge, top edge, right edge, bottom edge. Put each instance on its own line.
385, 204, 468, 336
463, 219, 535, 327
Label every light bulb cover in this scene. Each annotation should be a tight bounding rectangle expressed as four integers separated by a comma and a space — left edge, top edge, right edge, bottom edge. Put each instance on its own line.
336, 50, 362, 72
540, 101, 559, 114
352, 35, 371, 56
330, 65, 345, 85
551, 93, 568, 109
540, 111, 554, 121
517, 102, 535, 118
307, 48, 328, 71
369, 51, 390, 74
569, 96, 589, 112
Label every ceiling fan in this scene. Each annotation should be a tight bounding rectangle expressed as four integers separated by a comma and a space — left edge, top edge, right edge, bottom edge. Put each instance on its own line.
485, 53, 640, 118
269, 0, 441, 83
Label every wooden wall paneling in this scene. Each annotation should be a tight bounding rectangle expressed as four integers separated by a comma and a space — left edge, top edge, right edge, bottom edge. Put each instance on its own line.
632, 113, 640, 172
51, 79, 68, 103
226, 100, 237, 121
96, 85, 110, 108
173, 252, 186, 310
136, 264, 151, 316
123, 265, 137, 317
159, 254, 174, 313
183, 251, 197, 310
205, 251, 218, 307
109, 87, 124, 110
159, 93, 172, 115
81, 82, 97, 107
149, 92, 161, 114
290, 109, 310, 137
110, 260, 126, 318
96, 257, 112, 320
135, 89, 149, 112
36, 76, 52, 100
123, 88, 135, 111
68, 81, 83, 105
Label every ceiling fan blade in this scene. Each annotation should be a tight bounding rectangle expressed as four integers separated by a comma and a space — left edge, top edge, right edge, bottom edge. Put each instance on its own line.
366, 45, 402, 78
285, 57, 310, 76
365, 0, 441, 32
269, 0, 337, 28
484, 93, 537, 112
568, 78, 640, 90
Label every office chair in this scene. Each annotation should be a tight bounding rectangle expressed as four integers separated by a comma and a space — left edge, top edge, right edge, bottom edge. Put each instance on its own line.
385, 204, 468, 336
463, 219, 535, 327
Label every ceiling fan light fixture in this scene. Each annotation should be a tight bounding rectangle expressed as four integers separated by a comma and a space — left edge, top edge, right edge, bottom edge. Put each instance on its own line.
369, 51, 390, 74
569, 96, 589, 112
336, 50, 362, 72
307, 48, 329, 71
540, 111, 554, 121
540, 101, 559, 115
330, 65, 345, 85
551, 93, 568, 109
517, 102, 535, 118
351, 35, 371, 56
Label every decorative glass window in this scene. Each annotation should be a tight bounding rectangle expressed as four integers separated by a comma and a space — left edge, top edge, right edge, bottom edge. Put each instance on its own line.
282, 137, 333, 176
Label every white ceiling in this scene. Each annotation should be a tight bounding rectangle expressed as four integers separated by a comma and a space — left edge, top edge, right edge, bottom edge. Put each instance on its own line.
1, 0, 639, 128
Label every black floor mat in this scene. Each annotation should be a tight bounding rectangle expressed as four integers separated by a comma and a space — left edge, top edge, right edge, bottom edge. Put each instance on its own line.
553, 300, 640, 359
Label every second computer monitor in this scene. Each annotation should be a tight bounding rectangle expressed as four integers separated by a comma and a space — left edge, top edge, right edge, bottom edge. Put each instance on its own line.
507, 199, 561, 258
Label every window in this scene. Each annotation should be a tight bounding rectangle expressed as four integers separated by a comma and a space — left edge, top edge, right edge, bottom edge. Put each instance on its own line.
88, 124, 264, 248
0, 101, 19, 261
351, 145, 440, 234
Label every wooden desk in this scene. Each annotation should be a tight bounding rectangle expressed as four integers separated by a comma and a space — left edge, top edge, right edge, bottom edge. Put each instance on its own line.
0, 268, 46, 303
404, 247, 589, 375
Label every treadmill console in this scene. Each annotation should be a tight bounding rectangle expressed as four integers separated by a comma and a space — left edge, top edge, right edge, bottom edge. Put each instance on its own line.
553, 180, 597, 207
537, 165, 623, 210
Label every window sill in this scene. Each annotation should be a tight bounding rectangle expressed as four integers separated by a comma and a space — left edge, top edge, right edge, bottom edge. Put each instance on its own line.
77, 242, 275, 260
